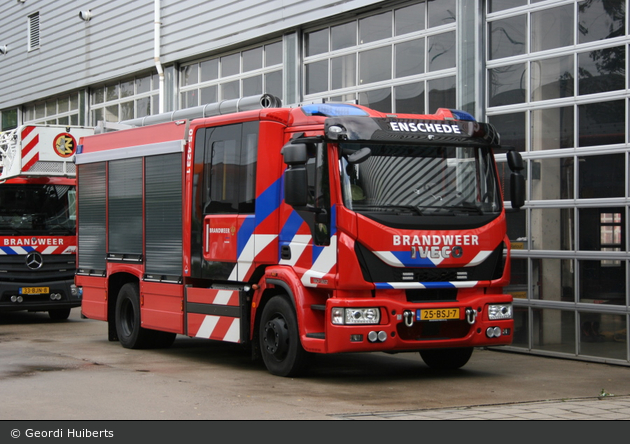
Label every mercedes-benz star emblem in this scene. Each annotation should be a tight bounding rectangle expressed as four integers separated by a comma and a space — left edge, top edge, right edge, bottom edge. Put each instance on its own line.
25, 252, 44, 270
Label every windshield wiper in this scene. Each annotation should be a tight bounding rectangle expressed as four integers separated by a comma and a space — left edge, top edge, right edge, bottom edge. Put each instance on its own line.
354, 204, 423, 215
456, 202, 485, 215
415, 205, 457, 215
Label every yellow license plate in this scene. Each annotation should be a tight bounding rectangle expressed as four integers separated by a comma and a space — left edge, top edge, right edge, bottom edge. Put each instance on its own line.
418, 308, 460, 321
19, 287, 50, 295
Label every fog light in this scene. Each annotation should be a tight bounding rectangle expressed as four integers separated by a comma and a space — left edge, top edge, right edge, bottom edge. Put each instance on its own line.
488, 303, 513, 320
367, 331, 388, 343
486, 326, 502, 338
17, 296, 23, 303
10, 295, 17, 302
350, 334, 363, 342
71, 284, 79, 297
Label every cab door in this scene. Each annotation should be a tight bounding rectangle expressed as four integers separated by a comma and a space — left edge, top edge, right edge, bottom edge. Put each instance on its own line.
201, 122, 259, 281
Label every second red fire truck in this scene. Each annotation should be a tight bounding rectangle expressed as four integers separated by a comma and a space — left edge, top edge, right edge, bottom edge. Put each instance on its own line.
0, 125, 93, 319
75, 94, 524, 376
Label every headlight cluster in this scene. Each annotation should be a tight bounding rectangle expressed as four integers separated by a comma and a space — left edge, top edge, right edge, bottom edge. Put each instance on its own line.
488, 304, 512, 320
331, 307, 380, 325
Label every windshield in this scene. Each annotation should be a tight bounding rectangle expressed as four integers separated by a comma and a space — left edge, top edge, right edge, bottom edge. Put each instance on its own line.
0, 184, 76, 235
340, 144, 501, 216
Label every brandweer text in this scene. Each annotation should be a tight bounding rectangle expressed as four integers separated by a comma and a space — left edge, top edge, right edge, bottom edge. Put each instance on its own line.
393, 234, 479, 246
3, 238, 64, 246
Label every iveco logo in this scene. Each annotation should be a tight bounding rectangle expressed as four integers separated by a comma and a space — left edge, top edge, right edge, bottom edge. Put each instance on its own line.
25, 252, 44, 270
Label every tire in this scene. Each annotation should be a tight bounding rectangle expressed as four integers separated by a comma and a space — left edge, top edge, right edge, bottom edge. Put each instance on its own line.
419, 347, 474, 370
48, 308, 71, 321
115, 283, 176, 349
259, 295, 308, 377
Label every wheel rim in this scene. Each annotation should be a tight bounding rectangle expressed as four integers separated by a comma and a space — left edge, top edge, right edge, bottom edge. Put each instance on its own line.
263, 316, 289, 359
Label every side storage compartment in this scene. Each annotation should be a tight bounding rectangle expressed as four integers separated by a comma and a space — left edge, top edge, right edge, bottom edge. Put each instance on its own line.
77, 162, 107, 320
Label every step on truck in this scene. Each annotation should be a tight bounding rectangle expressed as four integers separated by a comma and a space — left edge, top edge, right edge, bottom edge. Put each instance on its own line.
75, 94, 524, 376
0, 125, 94, 320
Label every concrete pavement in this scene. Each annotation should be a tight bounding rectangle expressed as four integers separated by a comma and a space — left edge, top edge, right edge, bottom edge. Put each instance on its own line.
334, 395, 630, 420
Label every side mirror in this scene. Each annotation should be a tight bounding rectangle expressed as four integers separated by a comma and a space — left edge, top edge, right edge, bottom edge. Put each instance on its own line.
510, 173, 525, 210
284, 167, 308, 206
281, 143, 309, 207
507, 150, 524, 171
281, 143, 308, 165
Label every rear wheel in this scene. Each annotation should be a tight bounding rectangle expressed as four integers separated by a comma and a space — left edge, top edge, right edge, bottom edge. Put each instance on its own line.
419, 347, 474, 370
48, 308, 71, 321
115, 283, 176, 349
259, 295, 308, 377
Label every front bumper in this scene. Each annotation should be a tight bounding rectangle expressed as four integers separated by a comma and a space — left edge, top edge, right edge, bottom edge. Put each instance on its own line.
321, 294, 513, 354
0, 279, 81, 313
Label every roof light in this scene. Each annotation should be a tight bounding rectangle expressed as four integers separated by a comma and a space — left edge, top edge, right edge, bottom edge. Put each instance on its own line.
301, 103, 369, 117
449, 109, 477, 122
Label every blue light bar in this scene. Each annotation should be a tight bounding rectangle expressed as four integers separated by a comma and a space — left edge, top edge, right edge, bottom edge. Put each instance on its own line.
449, 109, 477, 122
301, 103, 369, 117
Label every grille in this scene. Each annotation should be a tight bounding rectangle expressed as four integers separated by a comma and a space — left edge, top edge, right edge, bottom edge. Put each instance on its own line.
397, 269, 465, 282
0, 255, 75, 283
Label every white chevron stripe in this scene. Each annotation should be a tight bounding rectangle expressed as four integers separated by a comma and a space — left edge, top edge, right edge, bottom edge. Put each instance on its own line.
380, 281, 479, 289
302, 236, 337, 287
278, 235, 311, 266
465, 251, 493, 267
195, 315, 219, 338
223, 319, 240, 343
213, 290, 235, 305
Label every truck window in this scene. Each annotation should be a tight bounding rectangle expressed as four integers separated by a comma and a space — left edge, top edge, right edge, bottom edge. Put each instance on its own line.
0, 184, 75, 235
203, 122, 258, 214
340, 144, 501, 218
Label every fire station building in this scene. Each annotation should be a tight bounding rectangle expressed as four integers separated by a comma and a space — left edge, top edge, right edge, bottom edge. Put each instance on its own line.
0, 0, 628, 366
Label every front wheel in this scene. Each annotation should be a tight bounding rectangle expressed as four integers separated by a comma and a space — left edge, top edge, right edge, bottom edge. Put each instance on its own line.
419, 347, 474, 370
259, 295, 308, 377
115, 283, 176, 349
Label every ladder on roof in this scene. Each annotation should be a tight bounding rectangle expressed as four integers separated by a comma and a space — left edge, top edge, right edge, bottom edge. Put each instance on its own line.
0, 128, 19, 180
0, 125, 94, 182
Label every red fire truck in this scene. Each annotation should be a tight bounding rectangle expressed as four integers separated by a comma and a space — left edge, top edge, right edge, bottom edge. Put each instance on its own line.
0, 125, 93, 319
76, 94, 524, 376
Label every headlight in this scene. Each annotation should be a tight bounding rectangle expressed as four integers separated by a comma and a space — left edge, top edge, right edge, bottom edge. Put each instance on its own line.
331, 307, 381, 325
488, 304, 512, 320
